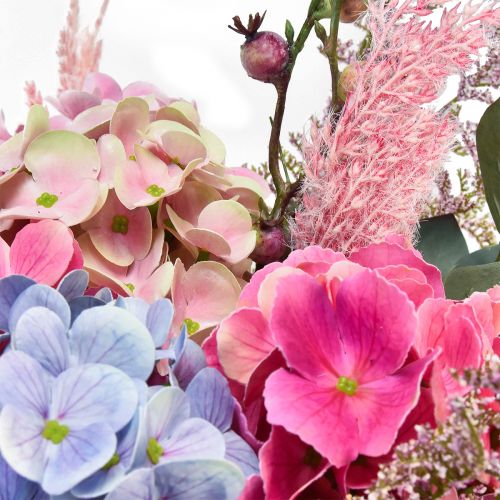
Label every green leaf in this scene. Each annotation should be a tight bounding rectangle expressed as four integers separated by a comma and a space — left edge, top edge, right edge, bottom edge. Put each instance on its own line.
445, 261, 500, 300
285, 20, 295, 45
455, 244, 500, 267
416, 214, 468, 278
477, 98, 500, 232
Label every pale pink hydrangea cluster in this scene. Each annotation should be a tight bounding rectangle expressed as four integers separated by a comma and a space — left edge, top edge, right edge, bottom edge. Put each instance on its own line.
292, 0, 499, 253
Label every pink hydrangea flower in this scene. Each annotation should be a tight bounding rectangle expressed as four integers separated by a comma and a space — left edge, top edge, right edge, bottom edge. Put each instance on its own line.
263, 269, 437, 467
0, 220, 82, 285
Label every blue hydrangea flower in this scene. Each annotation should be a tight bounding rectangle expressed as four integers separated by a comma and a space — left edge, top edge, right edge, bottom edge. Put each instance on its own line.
0, 351, 138, 495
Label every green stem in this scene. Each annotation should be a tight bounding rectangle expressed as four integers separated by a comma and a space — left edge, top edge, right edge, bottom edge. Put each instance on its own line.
326, 0, 343, 111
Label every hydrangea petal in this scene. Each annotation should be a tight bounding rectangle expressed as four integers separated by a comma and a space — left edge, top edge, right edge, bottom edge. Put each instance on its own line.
9, 220, 75, 285
83, 73, 123, 101
264, 369, 359, 467
105, 468, 156, 500
160, 418, 225, 463
155, 459, 245, 500
43, 423, 117, 495
223, 431, 259, 477
0, 274, 35, 331
97, 133, 126, 188
135, 262, 174, 303
186, 367, 235, 432
57, 269, 89, 301
21, 105, 49, 155
9, 284, 71, 333
51, 364, 138, 432
13, 307, 70, 376
0, 450, 46, 500
170, 337, 207, 389
70, 306, 155, 380
260, 425, 329, 499
218, 307, 274, 384
354, 352, 437, 457
334, 269, 417, 383
0, 236, 10, 277
146, 299, 174, 347
146, 387, 190, 443
69, 296, 105, 324
0, 405, 47, 484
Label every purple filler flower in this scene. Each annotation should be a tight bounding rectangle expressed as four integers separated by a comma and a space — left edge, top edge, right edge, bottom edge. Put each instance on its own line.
0, 351, 138, 495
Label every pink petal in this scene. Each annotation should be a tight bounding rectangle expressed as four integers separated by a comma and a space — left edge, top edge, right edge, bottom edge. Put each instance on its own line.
284, 245, 345, 268
184, 228, 232, 257
354, 351, 437, 457
260, 426, 329, 500
334, 270, 418, 384
21, 105, 49, 155
0, 133, 23, 177
156, 101, 200, 133
71, 103, 115, 137
269, 273, 347, 383
10, 220, 75, 285
161, 130, 207, 166
466, 292, 496, 351
97, 134, 126, 187
264, 369, 359, 467
109, 97, 150, 156
350, 242, 445, 298
237, 263, 284, 308
126, 228, 165, 284
238, 475, 264, 500
218, 308, 274, 384
415, 298, 449, 356
83, 73, 123, 101
82, 190, 152, 266
135, 262, 174, 303
49, 91, 102, 119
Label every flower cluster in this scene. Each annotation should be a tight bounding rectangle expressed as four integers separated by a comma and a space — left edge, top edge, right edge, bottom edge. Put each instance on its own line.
0, 270, 256, 497
206, 238, 500, 497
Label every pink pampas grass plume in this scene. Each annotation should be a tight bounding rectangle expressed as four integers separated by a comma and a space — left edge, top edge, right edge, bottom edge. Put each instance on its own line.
292, 0, 499, 254
57, 0, 110, 92
24, 81, 43, 107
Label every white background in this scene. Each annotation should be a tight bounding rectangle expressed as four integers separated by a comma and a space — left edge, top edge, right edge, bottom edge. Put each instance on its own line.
0, 0, 363, 168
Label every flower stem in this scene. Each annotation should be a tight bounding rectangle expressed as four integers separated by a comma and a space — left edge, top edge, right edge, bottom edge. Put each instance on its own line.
325, 0, 343, 112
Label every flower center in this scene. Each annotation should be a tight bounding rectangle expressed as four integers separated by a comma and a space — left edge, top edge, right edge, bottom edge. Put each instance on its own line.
125, 282, 135, 293
147, 437, 164, 465
102, 452, 121, 470
183, 318, 200, 335
111, 215, 129, 234
336, 376, 358, 396
146, 184, 165, 197
36, 192, 58, 208
42, 420, 69, 444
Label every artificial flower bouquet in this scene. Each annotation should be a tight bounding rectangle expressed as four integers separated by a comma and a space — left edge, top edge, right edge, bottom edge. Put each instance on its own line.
0, 0, 499, 498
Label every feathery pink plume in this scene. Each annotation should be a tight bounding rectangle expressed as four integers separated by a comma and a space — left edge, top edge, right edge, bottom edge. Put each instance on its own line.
292, 0, 499, 254
23, 81, 43, 107
57, 0, 110, 92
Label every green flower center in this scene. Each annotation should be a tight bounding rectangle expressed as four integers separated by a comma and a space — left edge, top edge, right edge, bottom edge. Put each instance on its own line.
102, 452, 121, 470
146, 184, 165, 197
147, 437, 164, 465
42, 420, 69, 444
336, 376, 358, 396
125, 283, 135, 292
36, 192, 58, 208
111, 215, 129, 234
183, 318, 200, 335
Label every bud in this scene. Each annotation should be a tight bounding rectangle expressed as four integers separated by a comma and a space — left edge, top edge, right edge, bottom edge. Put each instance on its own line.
338, 64, 357, 101
340, 0, 367, 23
251, 226, 287, 265
229, 11, 290, 83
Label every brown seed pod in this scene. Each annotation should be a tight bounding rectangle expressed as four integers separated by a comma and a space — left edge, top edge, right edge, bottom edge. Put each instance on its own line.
340, 0, 367, 23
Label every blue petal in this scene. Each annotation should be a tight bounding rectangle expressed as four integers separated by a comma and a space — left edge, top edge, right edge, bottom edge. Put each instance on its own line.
0, 351, 52, 414
116, 297, 149, 324
68, 296, 105, 324
0, 275, 36, 332
154, 459, 245, 500
51, 363, 138, 432
56, 270, 89, 302
70, 307, 156, 380
0, 449, 47, 500
146, 299, 173, 348
42, 423, 117, 496
186, 368, 234, 432
13, 307, 70, 376
223, 431, 259, 477
9, 285, 70, 333
0, 405, 47, 486
114, 296, 127, 308
94, 287, 113, 303
170, 338, 207, 390
160, 418, 225, 463
105, 468, 156, 500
